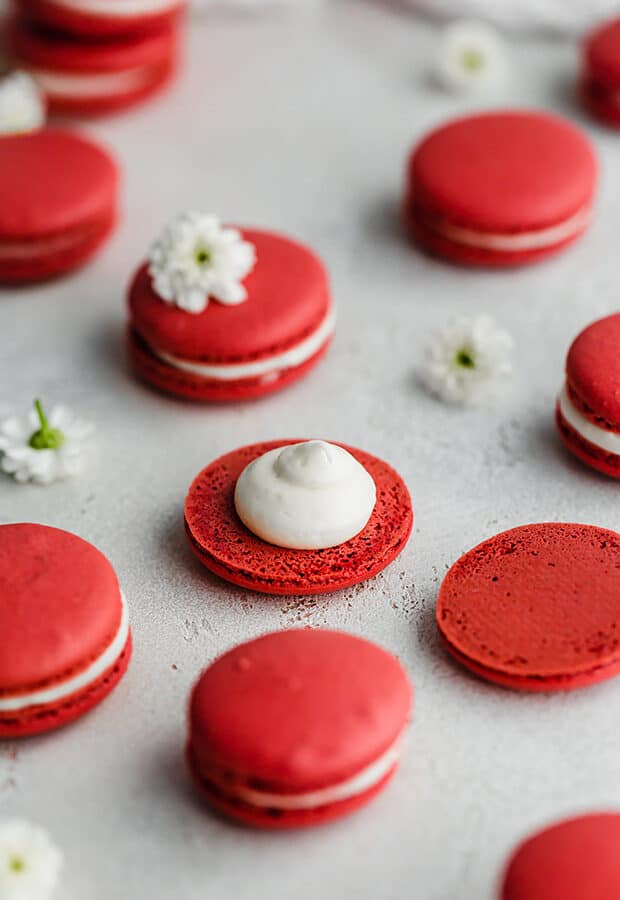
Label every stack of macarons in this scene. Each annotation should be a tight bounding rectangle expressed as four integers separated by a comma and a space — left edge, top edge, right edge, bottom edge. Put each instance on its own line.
5, 0, 186, 116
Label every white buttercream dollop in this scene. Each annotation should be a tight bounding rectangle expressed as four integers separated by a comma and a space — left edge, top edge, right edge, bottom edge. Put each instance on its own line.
234, 440, 377, 550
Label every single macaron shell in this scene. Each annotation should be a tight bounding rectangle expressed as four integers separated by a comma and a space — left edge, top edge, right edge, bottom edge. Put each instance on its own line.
15, 0, 186, 39
128, 230, 334, 403
436, 522, 620, 692
187, 629, 413, 828
556, 312, 620, 478
582, 17, 620, 127
0, 523, 131, 738
404, 111, 597, 267
0, 129, 118, 283
184, 440, 413, 595
501, 813, 620, 900
8, 17, 179, 116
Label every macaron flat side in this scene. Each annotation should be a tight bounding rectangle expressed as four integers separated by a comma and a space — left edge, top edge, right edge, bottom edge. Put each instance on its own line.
184, 440, 413, 595
436, 523, 620, 692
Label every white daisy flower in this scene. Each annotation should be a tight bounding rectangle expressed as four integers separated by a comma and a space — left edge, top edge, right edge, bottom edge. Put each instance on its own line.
421, 315, 513, 406
0, 820, 63, 900
0, 71, 46, 135
434, 21, 508, 94
0, 399, 93, 486
148, 212, 257, 314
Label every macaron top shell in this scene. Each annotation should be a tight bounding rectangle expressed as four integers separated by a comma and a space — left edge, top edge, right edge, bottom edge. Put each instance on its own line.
190, 629, 412, 791
566, 313, 620, 427
409, 111, 596, 233
437, 523, 620, 681
502, 814, 620, 900
129, 230, 330, 362
585, 18, 620, 88
0, 130, 118, 239
0, 523, 123, 693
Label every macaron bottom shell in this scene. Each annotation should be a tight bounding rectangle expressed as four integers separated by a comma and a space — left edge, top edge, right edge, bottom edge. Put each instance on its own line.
581, 79, 620, 128
556, 403, 620, 479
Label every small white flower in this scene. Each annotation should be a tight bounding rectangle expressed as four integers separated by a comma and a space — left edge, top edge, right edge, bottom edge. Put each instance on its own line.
0, 72, 46, 135
0, 820, 63, 900
148, 212, 257, 314
0, 399, 93, 486
421, 315, 513, 407
434, 21, 508, 94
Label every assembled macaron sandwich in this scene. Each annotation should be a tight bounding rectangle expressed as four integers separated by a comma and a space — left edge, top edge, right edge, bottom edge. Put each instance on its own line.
404, 110, 597, 267
128, 214, 335, 402
184, 439, 413, 594
0, 523, 131, 737
187, 629, 413, 828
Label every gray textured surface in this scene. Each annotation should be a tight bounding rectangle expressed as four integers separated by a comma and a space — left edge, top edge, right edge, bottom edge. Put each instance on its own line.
2, 5, 620, 899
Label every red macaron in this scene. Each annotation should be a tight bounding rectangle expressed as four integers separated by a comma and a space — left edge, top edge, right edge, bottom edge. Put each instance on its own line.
184, 439, 413, 595
15, 0, 185, 39
582, 17, 620, 127
187, 629, 413, 829
501, 813, 620, 899
0, 523, 131, 738
128, 227, 334, 403
556, 312, 620, 478
7, 17, 179, 115
0, 128, 118, 282
404, 111, 597, 267
436, 522, 620, 692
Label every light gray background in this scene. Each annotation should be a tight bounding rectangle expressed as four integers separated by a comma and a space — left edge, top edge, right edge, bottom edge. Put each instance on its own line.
2, 4, 620, 898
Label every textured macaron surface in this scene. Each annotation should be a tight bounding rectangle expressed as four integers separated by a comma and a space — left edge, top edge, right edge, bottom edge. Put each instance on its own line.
128, 230, 330, 363
586, 17, 620, 87
0, 130, 117, 240
566, 312, 620, 428
437, 523, 620, 685
502, 813, 620, 900
190, 629, 412, 793
0, 523, 123, 694
184, 440, 413, 595
408, 111, 596, 233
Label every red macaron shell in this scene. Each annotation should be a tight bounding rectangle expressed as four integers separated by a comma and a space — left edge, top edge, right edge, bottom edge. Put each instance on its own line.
184, 440, 413, 595
8, 18, 179, 115
565, 313, 620, 430
405, 111, 596, 266
436, 523, 620, 692
16, 0, 185, 39
581, 79, 620, 127
0, 523, 130, 737
585, 18, 620, 91
502, 813, 620, 900
188, 629, 412, 827
0, 129, 118, 281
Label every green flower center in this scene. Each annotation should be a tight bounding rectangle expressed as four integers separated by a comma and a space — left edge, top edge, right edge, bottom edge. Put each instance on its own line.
9, 855, 25, 874
195, 246, 211, 267
455, 348, 476, 369
462, 49, 484, 72
29, 399, 65, 451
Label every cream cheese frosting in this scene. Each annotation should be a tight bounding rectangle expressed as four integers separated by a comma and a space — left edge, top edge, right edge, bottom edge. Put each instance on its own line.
234, 440, 377, 550
0, 592, 130, 713
558, 384, 620, 454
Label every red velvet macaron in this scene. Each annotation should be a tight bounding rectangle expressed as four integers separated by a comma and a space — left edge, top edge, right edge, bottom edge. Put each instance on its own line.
128, 224, 334, 403
404, 111, 597, 267
582, 17, 620, 127
0, 523, 131, 738
187, 629, 413, 828
556, 313, 620, 478
184, 439, 413, 595
436, 522, 620, 692
7, 17, 179, 115
0, 129, 118, 283
501, 813, 620, 900
15, 0, 186, 40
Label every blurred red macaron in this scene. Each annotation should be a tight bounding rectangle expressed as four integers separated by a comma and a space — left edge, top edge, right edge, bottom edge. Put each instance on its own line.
582, 17, 620, 127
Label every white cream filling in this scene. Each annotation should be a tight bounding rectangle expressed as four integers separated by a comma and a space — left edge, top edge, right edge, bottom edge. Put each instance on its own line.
0, 592, 129, 713
30, 66, 157, 99
431, 204, 592, 253
558, 384, 620, 455
49, 0, 179, 16
153, 307, 335, 382
229, 738, 402, 811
